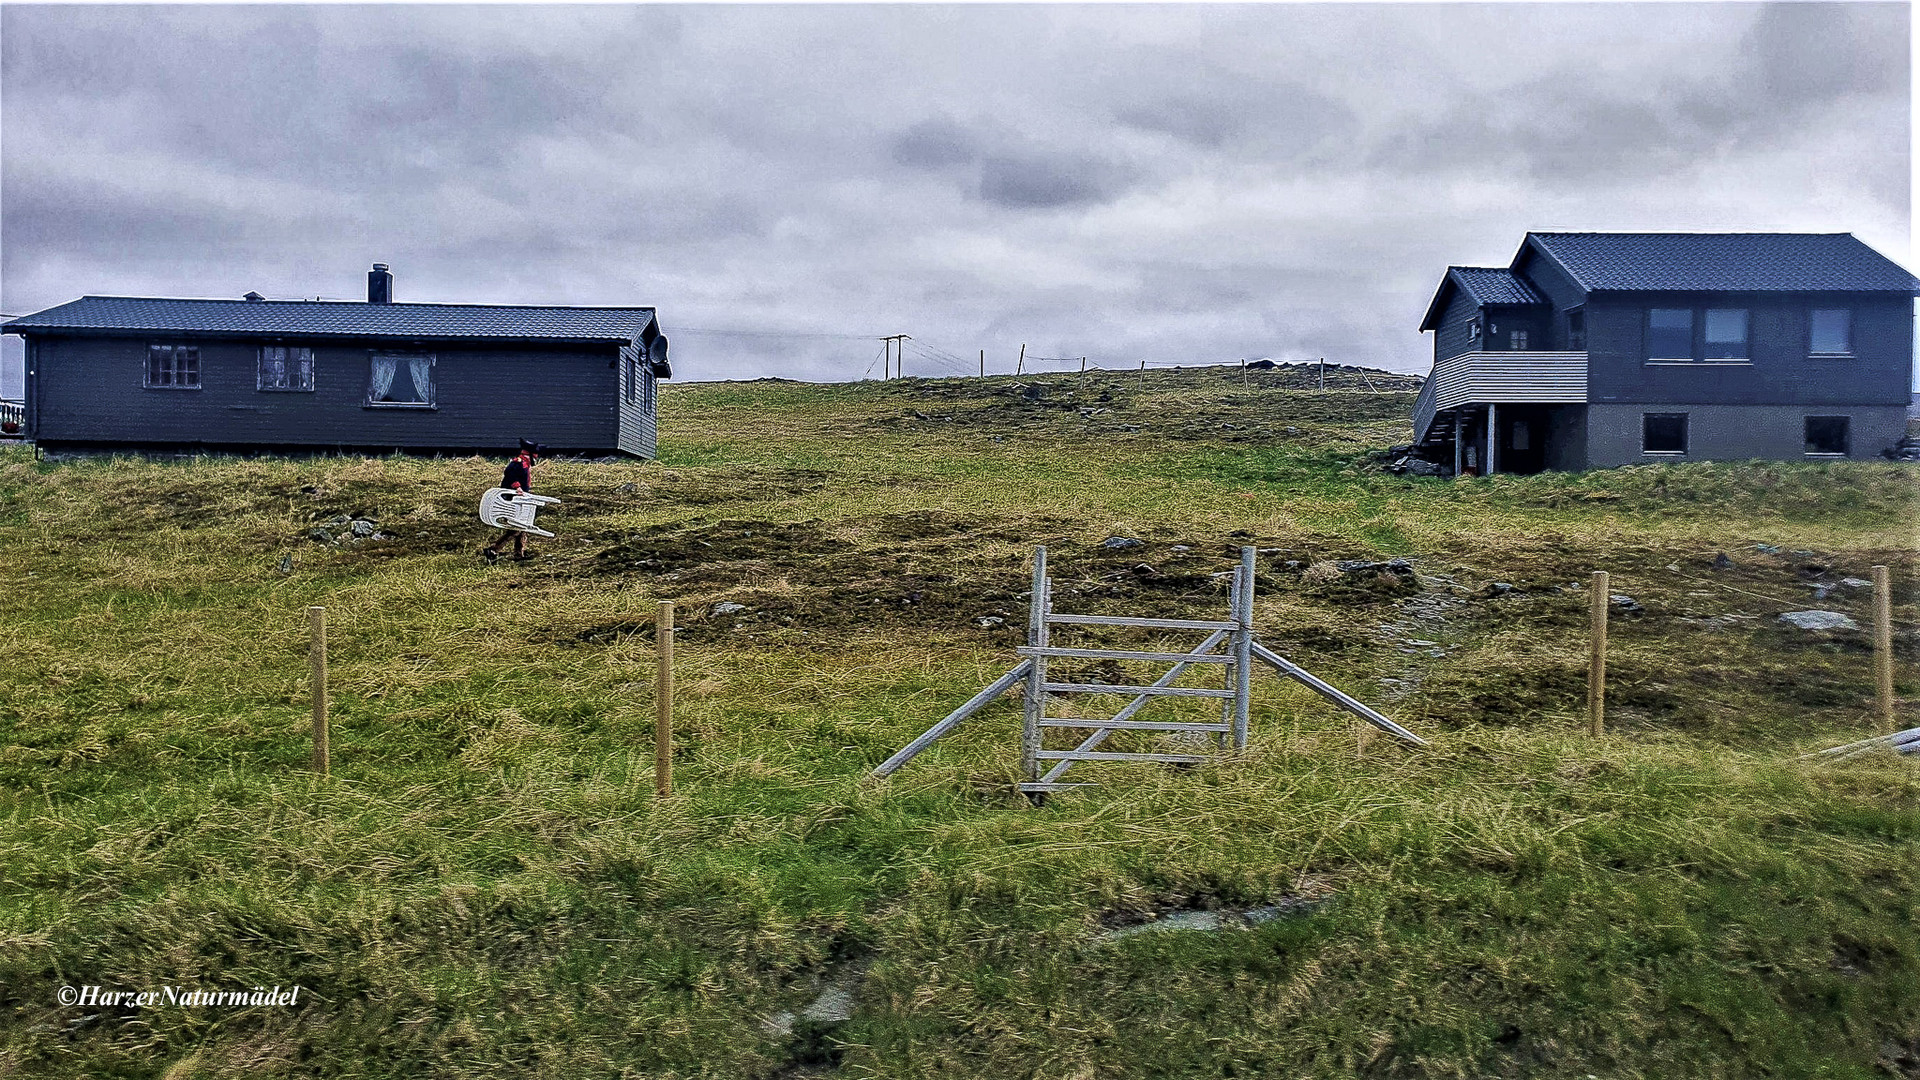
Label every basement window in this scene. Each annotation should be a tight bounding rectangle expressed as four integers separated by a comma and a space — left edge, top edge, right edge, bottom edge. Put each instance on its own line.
1642, 413, 1688, 454
1805, 416, 1849, 456
367, 352, 434, 408
258, 346, 314, 392
145, 344, 201, 389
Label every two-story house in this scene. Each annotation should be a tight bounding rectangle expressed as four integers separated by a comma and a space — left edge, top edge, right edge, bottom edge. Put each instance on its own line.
1412, 232, 1920, 473
2, 264, 672, 457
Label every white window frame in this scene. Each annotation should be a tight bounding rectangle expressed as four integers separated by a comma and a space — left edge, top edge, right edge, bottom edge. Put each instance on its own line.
144, 344, 202, 389
258, 345, 315, 392
365, 351, 436, 409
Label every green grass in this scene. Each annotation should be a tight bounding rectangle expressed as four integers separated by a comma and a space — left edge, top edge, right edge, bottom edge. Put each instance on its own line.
1, 366, 1916, 1078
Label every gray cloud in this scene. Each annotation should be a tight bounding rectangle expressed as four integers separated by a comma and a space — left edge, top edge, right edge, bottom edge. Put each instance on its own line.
1, 2, 1909, 397
891, 117, 983, 170
977, 151, 1135, 210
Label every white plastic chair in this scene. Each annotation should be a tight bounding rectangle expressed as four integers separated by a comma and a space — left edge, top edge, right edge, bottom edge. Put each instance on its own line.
479, 488, 561, 538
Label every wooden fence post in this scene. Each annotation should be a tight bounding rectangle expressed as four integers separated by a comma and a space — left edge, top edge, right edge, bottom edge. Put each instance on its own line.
1873, 565, 1893, 733
1588, 571, 1608, 736
309, 606, 329, 774
656, 601, 674, 796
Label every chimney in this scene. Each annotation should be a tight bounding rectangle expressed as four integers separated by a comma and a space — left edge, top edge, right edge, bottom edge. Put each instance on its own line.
367, 263, 393, 304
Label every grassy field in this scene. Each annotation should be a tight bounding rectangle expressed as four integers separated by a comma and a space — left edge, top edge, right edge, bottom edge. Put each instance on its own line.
1, 365, 1916, 1079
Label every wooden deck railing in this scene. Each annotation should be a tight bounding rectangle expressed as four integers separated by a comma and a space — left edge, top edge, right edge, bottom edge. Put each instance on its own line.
1412, 351, 1587, 442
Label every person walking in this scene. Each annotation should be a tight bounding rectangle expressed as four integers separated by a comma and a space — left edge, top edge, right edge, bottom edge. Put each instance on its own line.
481, 439, 542, 562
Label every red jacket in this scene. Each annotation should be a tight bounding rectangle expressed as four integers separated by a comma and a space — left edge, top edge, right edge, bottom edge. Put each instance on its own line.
501, 454, 533, 492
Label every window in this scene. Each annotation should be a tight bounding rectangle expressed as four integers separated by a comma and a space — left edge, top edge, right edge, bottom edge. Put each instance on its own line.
1566, 309, 1586, 350
1646, 309, 1694, 361
1509, 329, 1530, 350
1810, 309, 1851, 355
625, 351, 638, 405
145, 344, 201, 388
1805, 416, 1849, 456
367, 352, 434, 407
1643, 413, 1688, 454
258, 346, 314, 391
1466, 317, 1482, 343
1703, 309, 1748, 360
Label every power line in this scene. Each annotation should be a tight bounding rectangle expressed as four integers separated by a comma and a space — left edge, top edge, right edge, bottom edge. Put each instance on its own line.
670, 326, 879, 340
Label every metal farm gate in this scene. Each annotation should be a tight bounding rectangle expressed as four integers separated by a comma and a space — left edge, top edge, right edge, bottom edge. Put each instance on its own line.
872, 545, 1426, 799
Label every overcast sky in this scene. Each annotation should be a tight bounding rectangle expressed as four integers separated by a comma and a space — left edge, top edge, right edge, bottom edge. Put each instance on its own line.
1, 2, 1911, 396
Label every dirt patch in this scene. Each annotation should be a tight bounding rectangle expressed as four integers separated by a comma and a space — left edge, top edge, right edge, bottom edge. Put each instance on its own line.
594, 519, 844, 577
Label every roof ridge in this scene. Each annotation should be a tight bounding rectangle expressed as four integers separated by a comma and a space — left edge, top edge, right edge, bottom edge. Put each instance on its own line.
73, 294, 656, 311
1526, 230, 1854, 238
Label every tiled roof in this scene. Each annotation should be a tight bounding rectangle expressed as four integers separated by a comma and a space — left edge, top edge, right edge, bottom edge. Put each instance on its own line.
1525, 232, 1920, 293
1417, 266, 1545, 330
1448, 266, 1545, 306
2, 296, 660, 344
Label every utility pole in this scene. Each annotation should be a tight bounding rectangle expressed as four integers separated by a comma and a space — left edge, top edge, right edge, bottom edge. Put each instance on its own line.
1016, 343, 1026, 376
980, 349, 985, 378
880, 335, 909, 380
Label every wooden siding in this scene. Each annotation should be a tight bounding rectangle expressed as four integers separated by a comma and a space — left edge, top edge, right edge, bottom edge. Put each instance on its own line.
28, 334, 626, 452
1584, 294, 1912, 407
1414, 351, 1587, 442
1432, 288, 1482, 363
1513, 248, 1590, 350
1428, 351, 1588, 413
615, 341, 659, 458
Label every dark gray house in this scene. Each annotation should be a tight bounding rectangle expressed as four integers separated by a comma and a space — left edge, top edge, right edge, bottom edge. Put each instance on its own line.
1413, 233, 1919, 472
1, 264, 671, 457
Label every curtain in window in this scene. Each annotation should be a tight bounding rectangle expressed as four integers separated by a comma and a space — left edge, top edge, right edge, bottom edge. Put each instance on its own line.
369, 354, 397, 402
262, 347, 288, 389
295, 348, 314, 390
407, 355, 432, 403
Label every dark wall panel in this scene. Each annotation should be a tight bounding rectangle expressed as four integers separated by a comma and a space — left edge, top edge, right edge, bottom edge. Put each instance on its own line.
32, 335, 625, 452
1586, 294, 1911, 406
1432, 288, 1481, 364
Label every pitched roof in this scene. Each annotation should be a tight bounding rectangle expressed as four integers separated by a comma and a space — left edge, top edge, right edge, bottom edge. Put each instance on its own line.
3, 296, 661, 346
1450, 266, 1545, 305
1523, 232, 1920, 293
1417, 266, 1545, 331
